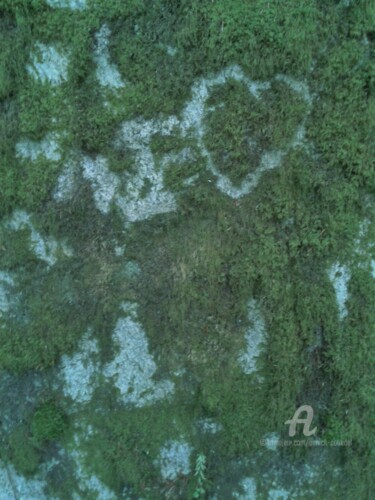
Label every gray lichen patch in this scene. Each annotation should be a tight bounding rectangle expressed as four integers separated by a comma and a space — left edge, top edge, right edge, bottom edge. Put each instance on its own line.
54, 139, 177, 222
157, 439, 193, 481
268, 487, 289, 499
58, 306, 174, 408
58, 330, 100, 404
54, 155, 120, 214
238, 299, 266, 375
53, 160, 79, 202
103, 315, 175, 407
81, 155, 120, 214
355, 218, 375, 276
27, 43, 69, 86
94, 25, 126, 90
45, 0, 86, 9
261, 433, 280, 452
228, 453, 327, 500
328, 217, 374, 320
196, 417, 223, 434
233, 477, 257, 499
16, 133, 62, 162
328, 263, 351, 321
115, 116, 179, 221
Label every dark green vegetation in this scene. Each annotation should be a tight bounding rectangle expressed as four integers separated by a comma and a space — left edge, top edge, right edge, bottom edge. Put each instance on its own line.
203, 78, 308, 185
0, 0, 374, 498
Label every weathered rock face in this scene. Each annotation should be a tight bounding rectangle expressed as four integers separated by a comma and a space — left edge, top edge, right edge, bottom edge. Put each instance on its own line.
0, 1, 373, 498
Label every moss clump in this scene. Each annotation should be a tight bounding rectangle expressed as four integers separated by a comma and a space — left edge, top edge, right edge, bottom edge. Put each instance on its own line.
31, 401, 68, 444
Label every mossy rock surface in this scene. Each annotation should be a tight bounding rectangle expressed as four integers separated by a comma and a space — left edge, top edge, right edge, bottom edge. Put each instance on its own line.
0, 1, 373, 498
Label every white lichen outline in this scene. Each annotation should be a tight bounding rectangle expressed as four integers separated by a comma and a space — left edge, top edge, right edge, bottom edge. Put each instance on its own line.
178, 65, 313, 199
53, 65, 313, 222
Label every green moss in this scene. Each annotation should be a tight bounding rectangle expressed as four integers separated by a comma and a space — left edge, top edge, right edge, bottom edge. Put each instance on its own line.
31, 401, 68, 444
205, 0, 323, 78
203, 78, 308, 186
77, 402, 193, 497
203, 79, 264, 186
150, 132, 188, 158
308, 39, 374, 190
7, 426, 41, 477
107, 145, 138, 174
0, 102, 21, 217
163, 151, 206, 192
0, 225, 37, 269
0, 202, 136, 372
18, 156, 62, 211
0, 0, 373, 497
0, 31, 14, 100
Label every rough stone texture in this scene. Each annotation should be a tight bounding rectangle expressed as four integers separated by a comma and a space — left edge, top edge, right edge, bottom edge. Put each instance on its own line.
1, 10, 370, 494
